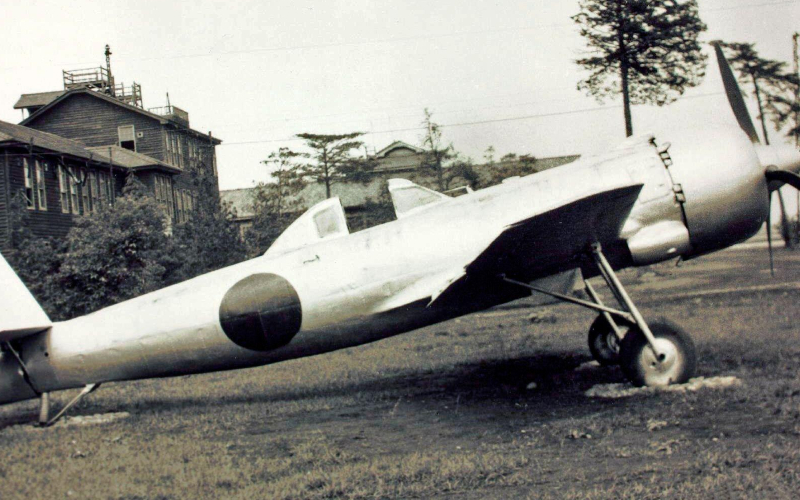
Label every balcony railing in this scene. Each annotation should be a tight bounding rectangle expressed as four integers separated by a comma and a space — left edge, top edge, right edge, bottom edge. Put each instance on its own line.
147, 105, 189, 126
63, 67, 112, 89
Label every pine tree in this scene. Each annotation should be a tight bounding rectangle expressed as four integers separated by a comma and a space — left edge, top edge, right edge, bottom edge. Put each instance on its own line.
574, 0, 707, 136
295, 132, 374, 199
719, 41, 800, 144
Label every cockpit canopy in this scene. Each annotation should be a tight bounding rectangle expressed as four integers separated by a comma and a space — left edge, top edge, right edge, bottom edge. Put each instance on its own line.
264, 197, 350, 257
387, 179, 451, 219
264, 180, 453, 257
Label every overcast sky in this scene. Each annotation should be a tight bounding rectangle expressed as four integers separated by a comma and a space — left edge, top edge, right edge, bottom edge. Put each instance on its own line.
1, 0, 798, 191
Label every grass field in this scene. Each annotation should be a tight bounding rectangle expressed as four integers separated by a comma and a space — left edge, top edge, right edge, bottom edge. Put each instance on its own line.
2, 246, 800, 499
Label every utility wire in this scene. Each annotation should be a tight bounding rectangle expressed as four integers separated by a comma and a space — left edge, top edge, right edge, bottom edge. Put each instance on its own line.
218, 90, 727, 147
1, 0, 797, 71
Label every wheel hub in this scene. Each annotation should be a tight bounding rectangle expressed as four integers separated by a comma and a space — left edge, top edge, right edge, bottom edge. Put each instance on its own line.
639, 338, 682, 386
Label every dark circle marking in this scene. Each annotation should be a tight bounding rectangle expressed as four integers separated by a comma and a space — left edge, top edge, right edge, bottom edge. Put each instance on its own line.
219, 273, 302, 351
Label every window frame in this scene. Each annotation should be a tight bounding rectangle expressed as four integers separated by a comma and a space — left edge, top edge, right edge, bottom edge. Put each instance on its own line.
58, 164, 70, 213
23, 158, 34, 210
35, 160, 47, 211
118, 124, 136, 152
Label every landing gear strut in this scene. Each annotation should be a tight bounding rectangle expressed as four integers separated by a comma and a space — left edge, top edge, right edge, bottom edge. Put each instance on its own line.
502, 243, 697, 386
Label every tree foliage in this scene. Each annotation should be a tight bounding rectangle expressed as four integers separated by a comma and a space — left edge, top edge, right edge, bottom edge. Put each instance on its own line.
719, 41, 800, 144
484, 152, 539, 187
574, 0, 707, 136
171, 159, 246, 281
244, 148, 309, 256
296, 132, 374, 199
419, 108, 454, 191
43, 175, 176, 319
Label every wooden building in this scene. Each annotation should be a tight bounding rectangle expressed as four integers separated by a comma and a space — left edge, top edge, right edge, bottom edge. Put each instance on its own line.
0, 120, 180, 250
372, 141, 426, 172
14, 64, 221, 221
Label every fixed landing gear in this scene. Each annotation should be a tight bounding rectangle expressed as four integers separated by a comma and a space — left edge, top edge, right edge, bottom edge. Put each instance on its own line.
503, 243, 697, 387
587, 315, 629, 366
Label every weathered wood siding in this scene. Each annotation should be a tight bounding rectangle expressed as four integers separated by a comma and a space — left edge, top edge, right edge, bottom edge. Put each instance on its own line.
25, 93, 165, 162
4, 153, 73, 242
0, 153, 9, 250
0, 146, 131, 250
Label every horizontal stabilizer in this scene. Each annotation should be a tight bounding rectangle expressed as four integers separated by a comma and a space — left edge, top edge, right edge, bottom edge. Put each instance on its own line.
0, 252, 51, 341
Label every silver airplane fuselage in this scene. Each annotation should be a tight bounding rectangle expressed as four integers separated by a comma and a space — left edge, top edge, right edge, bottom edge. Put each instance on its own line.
0, 126, 791, 405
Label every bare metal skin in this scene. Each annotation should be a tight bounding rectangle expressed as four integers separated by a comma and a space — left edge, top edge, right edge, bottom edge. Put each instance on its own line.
2, 47, 799, 408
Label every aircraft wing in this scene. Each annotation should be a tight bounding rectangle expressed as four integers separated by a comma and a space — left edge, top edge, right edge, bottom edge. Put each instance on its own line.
373, 184, 643, 313
463, 183, 643, 280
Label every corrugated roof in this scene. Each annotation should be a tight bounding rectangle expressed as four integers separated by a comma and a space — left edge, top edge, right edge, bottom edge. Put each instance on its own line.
13, 90, 66, 110
86, 145, 178, 172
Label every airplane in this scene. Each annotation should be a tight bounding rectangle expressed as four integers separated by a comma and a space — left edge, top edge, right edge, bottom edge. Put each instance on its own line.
2, 45, 800, 426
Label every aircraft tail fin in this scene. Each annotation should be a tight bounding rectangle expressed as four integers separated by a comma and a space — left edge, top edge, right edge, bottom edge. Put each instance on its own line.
0, 251, 51, 341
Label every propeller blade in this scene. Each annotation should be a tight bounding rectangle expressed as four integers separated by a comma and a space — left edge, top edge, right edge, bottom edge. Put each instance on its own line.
767, 191, 775, 277
765, 169, 800, 190
777, 189, 794, 249
712, 42, 761, 144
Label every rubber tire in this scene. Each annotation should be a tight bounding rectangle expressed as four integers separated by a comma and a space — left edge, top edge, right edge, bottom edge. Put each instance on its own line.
619, 319, 697, 387
587, 315, 631, 366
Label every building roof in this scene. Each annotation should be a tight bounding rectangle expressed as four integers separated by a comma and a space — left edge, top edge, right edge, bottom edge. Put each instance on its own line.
221, 177, 388, 220
0, 119, 119, 166
19, 89, 222, 144
374, 140, 425, 158
13, 90, 66, 110
86, 145, 179, 173
220, 188, 257, 220
0, 119, 177, 173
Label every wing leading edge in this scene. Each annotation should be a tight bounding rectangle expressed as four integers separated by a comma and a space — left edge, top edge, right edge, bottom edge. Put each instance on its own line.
464, 183, 644, 280
373, 183, 644, 314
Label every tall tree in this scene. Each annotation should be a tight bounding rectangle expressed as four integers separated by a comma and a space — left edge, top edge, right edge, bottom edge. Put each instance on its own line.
574, 0, 707, 137
719, 41, 800, 145
419, 108, 454, 191
296, 132, 373, 199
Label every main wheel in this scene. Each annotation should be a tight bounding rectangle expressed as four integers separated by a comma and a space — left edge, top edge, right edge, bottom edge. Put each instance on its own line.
619, 319, 697, 387
587, 315, 632, 366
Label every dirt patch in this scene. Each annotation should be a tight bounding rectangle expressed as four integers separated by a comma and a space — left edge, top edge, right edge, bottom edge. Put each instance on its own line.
585, 376, 743, 398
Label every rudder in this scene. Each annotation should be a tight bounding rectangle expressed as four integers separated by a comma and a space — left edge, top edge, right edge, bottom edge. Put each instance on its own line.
0, 252, 51, 341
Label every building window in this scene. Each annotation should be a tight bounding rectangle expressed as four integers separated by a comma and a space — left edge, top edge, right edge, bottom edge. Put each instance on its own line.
176, 190, 184, 223
153, 174, 174, 219
88, 172, 97, 213
58, 165, 69, 213
69, 171, 79, 215
80, 169, 90, 214
98, 171, 113, 205
23, 158, 34, 209
118, 125, 136, 151
35, 160, 47, 210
